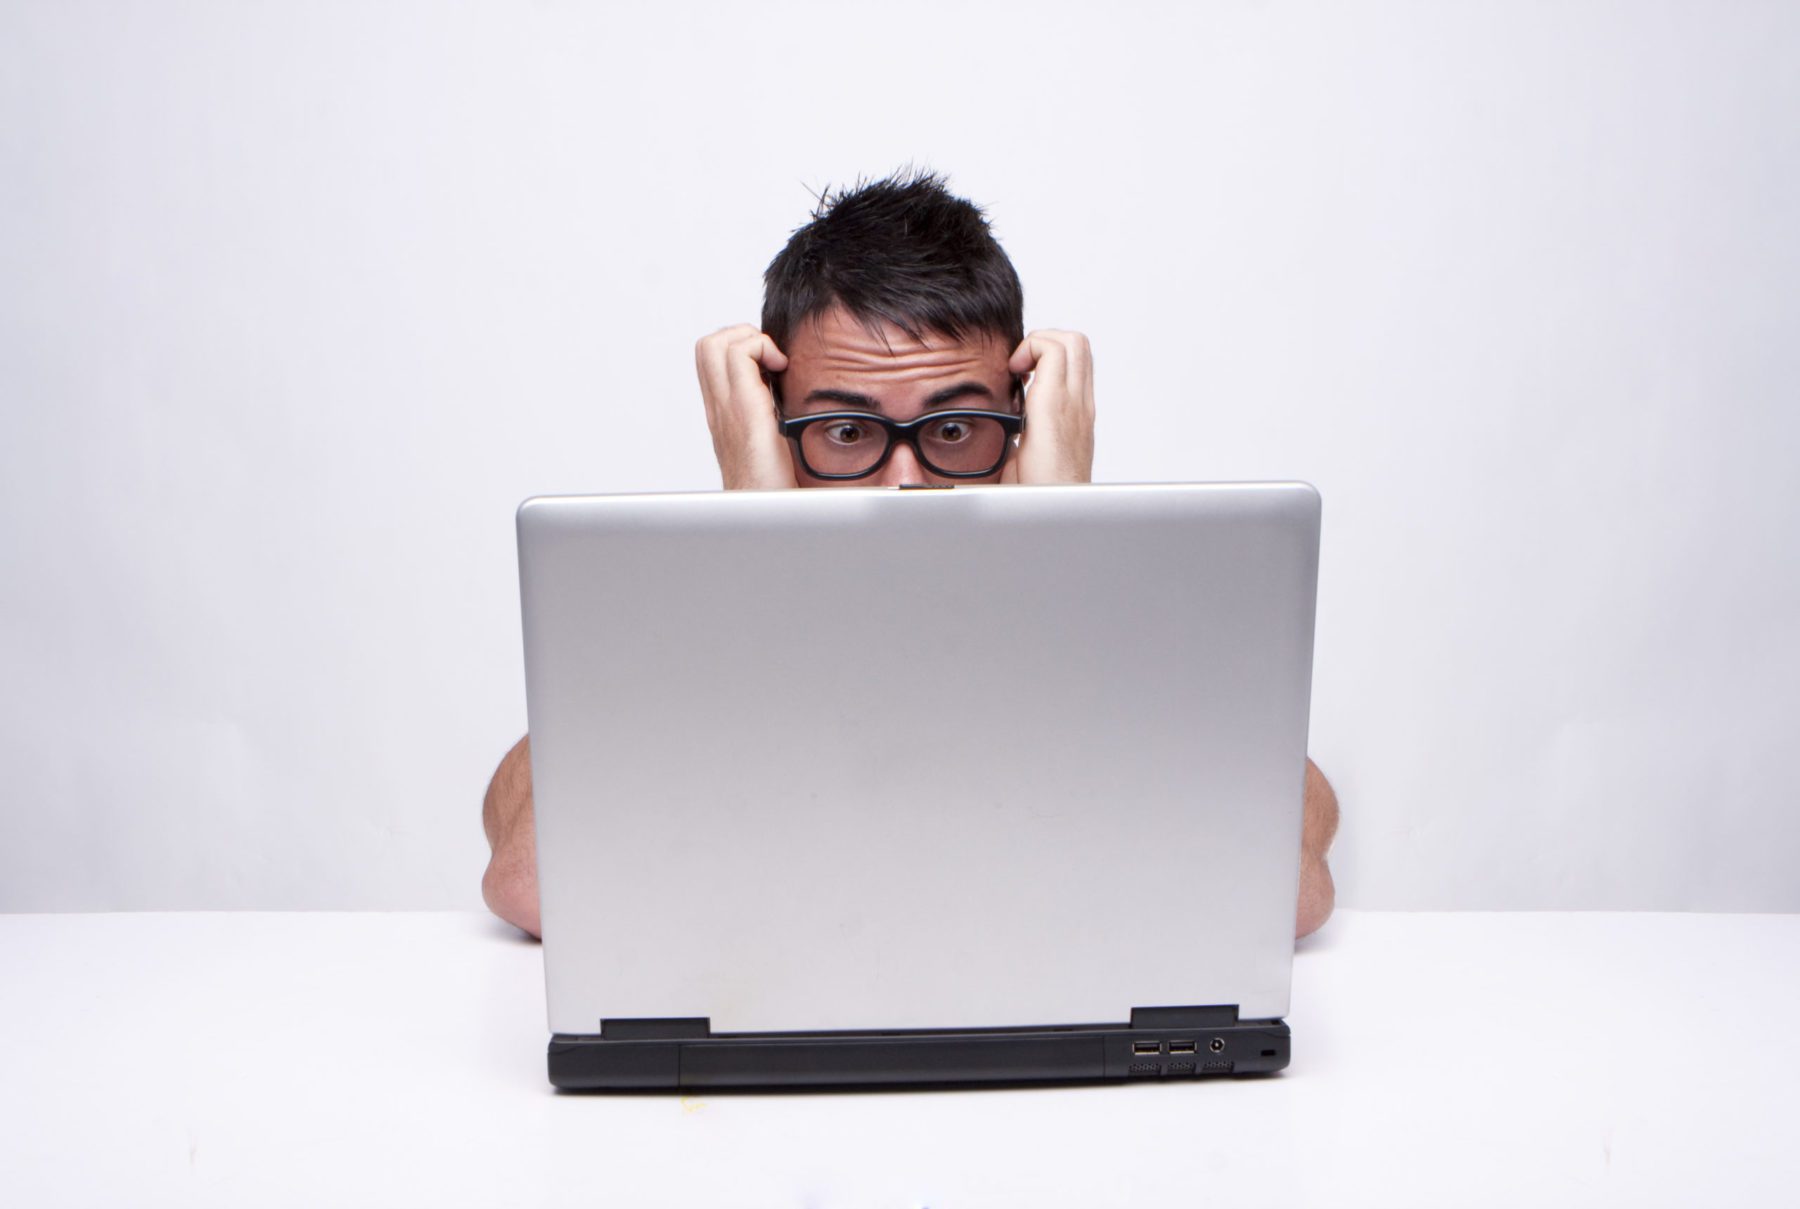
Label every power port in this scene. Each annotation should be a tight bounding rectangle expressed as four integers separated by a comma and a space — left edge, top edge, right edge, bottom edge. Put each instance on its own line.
1209, 1037, 1226, 1053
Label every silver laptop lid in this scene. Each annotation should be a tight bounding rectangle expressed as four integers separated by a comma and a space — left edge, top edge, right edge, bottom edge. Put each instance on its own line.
519, 482, 1319, 1035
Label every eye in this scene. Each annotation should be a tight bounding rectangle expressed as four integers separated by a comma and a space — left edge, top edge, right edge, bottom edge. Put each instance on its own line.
932, 420, 970, 443
824, 419, 872, 445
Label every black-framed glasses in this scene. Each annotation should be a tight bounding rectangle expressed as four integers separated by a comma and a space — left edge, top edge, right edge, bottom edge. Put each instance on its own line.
777, 409, 1025, 480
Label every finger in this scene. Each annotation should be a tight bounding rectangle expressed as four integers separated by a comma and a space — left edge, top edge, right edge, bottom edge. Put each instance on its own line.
1018, 337, 1068, 398
1008, 336, 1040, 377
752, 336, 788, 374
696, 324, 760, 372
1010, 331, 1076, 375
696, 325, 760, 413
703, 322, 760, 345
720, 332, 786, 382
1045, 331, 1091, 379
724, 334, 782, 412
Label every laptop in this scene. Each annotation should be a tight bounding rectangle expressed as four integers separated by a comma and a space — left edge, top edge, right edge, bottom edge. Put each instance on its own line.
516, 481, 1320, 1090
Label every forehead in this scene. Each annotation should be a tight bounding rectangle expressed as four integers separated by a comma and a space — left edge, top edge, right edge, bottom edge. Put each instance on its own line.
783, 306, 1008, 383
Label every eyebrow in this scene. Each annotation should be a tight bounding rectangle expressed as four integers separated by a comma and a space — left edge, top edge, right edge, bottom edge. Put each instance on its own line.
799, 382, 1000, 413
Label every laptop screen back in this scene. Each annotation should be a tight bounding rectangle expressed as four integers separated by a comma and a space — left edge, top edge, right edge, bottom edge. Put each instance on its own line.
519, 482, 1319, 1035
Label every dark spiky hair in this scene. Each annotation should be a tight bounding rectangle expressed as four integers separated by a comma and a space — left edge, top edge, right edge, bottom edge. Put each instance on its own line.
761, 169, 1025, 356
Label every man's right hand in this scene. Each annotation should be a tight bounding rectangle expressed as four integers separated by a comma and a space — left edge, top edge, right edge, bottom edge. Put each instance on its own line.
696, 325, 797, 490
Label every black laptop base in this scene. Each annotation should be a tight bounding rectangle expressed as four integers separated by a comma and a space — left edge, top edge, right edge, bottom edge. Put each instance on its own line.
549, 1005, 1288, 1091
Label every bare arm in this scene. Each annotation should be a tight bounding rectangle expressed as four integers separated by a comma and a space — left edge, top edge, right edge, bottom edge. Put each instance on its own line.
1296, 758, 1340, 939
481, 735, 541, 938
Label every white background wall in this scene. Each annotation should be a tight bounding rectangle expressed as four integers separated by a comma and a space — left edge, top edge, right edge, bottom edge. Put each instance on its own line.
2, 0, 1795, 914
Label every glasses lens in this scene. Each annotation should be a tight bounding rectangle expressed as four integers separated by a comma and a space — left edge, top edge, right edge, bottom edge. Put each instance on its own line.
800, 416, 889, 476
919, 415, 1007, 475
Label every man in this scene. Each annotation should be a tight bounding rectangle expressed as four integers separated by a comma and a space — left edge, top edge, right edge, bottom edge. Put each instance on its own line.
482, 171, 1339, 940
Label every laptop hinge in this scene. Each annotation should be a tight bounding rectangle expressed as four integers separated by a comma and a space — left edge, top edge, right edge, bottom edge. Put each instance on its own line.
599, 1017, 712, 1040
1130, 1005, 1240, 1029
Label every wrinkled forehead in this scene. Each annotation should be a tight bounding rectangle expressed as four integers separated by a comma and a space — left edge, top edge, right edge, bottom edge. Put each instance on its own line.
785, 306, 1011, 386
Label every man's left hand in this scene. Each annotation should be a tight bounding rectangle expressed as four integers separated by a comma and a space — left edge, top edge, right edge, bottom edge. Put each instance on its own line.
1002, 329, 1095, 484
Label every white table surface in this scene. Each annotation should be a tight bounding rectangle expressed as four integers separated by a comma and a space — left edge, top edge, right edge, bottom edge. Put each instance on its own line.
2, 909, 1794, 1207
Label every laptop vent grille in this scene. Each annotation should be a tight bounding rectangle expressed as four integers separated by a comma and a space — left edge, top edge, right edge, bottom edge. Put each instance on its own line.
1205, 1061, 1234, 1074
1128, 1063, 1159, 1076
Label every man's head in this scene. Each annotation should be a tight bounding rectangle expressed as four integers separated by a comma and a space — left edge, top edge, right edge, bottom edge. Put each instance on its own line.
762, 171, 1026, 487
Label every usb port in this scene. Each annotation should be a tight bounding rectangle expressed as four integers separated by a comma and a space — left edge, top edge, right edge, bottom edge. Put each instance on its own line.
1132, 1041, 1162, 1055
1168, 1040, 1197, 1054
